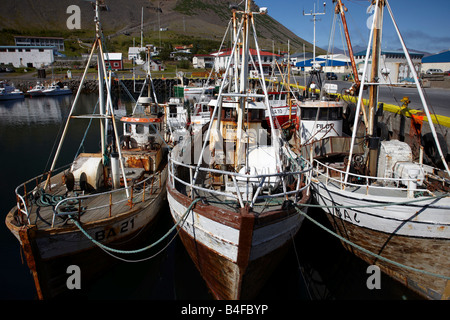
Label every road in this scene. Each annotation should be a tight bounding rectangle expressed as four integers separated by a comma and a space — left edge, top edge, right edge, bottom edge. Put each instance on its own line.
290, 77, 450, 117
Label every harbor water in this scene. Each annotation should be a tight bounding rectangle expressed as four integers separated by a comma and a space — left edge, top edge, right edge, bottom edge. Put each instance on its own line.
0, 93, 423, 300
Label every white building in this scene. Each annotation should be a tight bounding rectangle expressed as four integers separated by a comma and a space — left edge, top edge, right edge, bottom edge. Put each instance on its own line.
128, 47, 146, 65
192, 54, 214, 69
354, 50, 423, 83
211, 48, 280, 74
0, 46, 55, 68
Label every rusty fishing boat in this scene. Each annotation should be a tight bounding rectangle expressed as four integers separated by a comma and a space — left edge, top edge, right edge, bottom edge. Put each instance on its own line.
166, 1, 312, 300
293, 0, 450, 300
5, 0, 168, 299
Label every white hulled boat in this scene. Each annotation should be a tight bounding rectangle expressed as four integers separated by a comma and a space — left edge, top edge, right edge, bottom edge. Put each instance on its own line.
0, 81, 24, 100
294, 0, 450, 300
5, 1, 168, 299
166, 1, 312, 300
42, 82, 72, 96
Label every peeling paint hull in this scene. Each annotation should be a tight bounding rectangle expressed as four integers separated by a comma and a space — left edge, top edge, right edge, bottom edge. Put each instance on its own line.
167, 182, 309, 300
312, 179, 450, 300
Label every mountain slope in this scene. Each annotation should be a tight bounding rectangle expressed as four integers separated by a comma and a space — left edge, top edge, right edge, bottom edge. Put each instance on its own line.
0, 0, 320, 53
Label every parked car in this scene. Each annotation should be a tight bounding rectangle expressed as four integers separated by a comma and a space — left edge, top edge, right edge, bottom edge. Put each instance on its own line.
426, 68, 443, 75
444, 70, 450, 76
326, 72, 337, 80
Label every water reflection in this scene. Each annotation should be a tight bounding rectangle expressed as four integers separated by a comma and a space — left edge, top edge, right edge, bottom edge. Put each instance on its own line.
0, 95, 72, 125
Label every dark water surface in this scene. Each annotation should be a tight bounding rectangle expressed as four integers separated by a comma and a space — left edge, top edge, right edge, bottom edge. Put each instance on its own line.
0, 93, 422, 301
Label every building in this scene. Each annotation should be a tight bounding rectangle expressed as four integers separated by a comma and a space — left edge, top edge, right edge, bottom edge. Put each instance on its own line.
14, 36, 65, 51
211, 48, 280, 74
422, 50, 450, 73
354, 50, 423, 84
128, 46, 146, 64
0, 46, 55, 68
143, 60, 164, 72
192, 54, 214, 69
103, 53, 123, 70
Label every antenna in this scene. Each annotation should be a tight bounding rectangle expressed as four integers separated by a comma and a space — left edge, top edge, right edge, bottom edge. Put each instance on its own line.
141, 7, 144, 48
303, 1, 326, 68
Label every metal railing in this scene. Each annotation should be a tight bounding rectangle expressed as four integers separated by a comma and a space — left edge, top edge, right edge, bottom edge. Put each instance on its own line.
14, 164, 167, 228
168, 155, 312, 209
312, 159, 434, 197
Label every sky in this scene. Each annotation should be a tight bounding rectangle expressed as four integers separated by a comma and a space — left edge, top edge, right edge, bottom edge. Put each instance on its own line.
255, 0, 450, 55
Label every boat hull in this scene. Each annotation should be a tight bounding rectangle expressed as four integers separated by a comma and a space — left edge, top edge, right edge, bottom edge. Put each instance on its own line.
43, 90, 72, 96
5, 168, 167, 299
311, 179, 450, 300
167, 182, 308, 299
0, 93, 24, 100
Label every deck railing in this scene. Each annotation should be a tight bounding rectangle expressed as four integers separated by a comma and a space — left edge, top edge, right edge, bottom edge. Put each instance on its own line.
168, 154, 312, 209
312, 159, 434, 197
14, 164, 167, 227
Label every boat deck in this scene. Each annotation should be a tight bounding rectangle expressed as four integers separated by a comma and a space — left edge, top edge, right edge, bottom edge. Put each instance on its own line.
176, 169, 307, 215
16, 167, 167, 230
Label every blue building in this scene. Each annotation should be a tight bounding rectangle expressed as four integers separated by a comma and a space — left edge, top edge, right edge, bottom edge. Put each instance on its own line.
422, 51, 450, 73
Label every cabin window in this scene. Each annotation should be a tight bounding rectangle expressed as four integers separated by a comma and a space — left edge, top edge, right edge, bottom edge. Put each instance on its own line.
224, 108, 236, 120
169, 105, 177, 117
148, 125, 157, 134
301, 107, 342, 121
125, 123, 131, 133
250, 109, 263, 121
136, 124, 144, 134
328, 107, 342, 120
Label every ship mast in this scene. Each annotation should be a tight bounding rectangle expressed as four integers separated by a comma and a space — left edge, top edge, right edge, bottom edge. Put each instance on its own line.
367, 0, 385, 177
45, 0, 129, 195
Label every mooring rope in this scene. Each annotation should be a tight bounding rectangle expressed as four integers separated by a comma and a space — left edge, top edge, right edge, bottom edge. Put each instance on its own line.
69, 197, 202, 259
293, 203, 450, 281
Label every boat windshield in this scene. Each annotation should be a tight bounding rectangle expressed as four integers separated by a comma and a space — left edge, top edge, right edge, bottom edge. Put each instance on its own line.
301, 107, 343, 121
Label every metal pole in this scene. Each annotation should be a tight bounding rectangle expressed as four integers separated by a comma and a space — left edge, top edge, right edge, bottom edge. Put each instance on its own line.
386, 0, 450, 175
44, 39, 98, 189
343, 0, 379, 187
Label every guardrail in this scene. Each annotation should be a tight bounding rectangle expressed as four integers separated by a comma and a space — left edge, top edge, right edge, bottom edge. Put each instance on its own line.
14, 164, 166, 228
168, 155, 312, 209
312, 159, 436, 197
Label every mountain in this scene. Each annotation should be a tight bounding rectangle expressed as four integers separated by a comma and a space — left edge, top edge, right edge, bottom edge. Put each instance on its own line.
0, 0, 321, 54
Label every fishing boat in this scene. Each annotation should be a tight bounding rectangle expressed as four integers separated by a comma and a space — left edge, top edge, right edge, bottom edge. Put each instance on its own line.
42, 82, 72, 96
166, 1, 312, 300
294, 0, 450, 300
27, 82, 46, 97
264, 91, 297, 129
0, 81, 24, 100
5, 0, 168, 299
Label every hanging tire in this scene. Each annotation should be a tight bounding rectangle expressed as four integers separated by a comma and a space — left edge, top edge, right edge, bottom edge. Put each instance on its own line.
421, 132, 448, 166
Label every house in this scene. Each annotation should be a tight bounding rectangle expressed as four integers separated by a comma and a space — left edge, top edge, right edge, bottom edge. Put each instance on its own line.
128, 47, 146, 64
422, 50, 450, 73
143, 59, 164, 72
0, 46, 55, 68
211, 48, 280, 74
353, 50, 423, 83
193, 54, 214, 69
103, 53, 123, 70
14, 36, 65, 51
